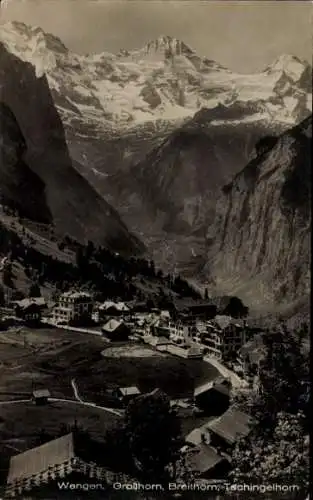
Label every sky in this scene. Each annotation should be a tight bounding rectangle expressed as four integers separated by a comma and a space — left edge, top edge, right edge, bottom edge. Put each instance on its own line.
0, 0, 312, 72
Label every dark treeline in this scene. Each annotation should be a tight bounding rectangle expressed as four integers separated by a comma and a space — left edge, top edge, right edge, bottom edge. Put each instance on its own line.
0, 221, 200, 302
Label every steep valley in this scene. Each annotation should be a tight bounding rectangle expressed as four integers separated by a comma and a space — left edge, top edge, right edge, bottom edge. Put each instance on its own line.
0, 21, 311, 311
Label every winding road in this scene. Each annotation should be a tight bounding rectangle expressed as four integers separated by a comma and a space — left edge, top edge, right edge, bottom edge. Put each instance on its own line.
70, 378, 123, 416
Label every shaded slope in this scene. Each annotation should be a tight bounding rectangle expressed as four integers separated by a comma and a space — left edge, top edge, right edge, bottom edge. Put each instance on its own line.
107, 106, 285, 236
0, 102, 52, 223
0, 42, 143, 256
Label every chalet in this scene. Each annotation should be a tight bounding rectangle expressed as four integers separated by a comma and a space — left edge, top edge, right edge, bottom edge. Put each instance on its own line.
52, 291, 93, 326
101, 319, 130, 341
185, 444, 230, 480
114, 386, 141, 404
194, 377, 230, 413
162, 343, 203, 359
207, 406, 255, 453
13, 296, 47, 310
97, 301, 130, 321
151, 318, 191, 345
202, 316, 245, 361
32, 389, 51, 406
14, 298, 46, 325
5, 433, 124, 498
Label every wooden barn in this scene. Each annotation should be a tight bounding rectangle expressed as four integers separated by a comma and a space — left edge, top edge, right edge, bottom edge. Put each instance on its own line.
32, 389, 51, 406
5, 433, 122, 498
101, 319, 131, 341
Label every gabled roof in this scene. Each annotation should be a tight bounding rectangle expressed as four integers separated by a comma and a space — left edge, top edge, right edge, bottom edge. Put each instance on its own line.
186, 444, 226, 475
14, 297, 46, 310
102, 319, 125, 332
187, 346, 203, 356
194, 377, 229, 398
99, 301, 129, 312
119, 387, 141, 397
7, 433, 75, 485
207, 406, 254, 445
99, 301, 116, 310
61, 291, 92, 299
185, 426, 211, 447
214, 315, 234, 330
32, 389, 51, 399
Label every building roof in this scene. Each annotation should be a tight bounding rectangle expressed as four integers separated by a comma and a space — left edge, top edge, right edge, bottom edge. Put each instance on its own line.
99, 301, 115, 310
99, 301, 129, 312
194, 377, 229, 398
213, 382, 230, 397
102, 319, 125, 332
14, 297, 46, 310
32, 389, 51, 399
186, 444, 225, 475
7, 433, 75, 485
187, 346, 203, 357
173, 298, 217, 312
194, 322, 208, 334
61, 291, 92, 299
214, 315, 234, 330
185, 426, 211, 447
119, 386, 141, 397
207, 406, 254, 445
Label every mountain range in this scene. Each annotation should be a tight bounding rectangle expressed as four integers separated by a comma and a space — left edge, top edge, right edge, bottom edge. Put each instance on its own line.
0, 21, 311, 310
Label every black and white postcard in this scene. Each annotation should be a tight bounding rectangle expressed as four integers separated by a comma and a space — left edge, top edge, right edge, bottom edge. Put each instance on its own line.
0, 1, 311, 498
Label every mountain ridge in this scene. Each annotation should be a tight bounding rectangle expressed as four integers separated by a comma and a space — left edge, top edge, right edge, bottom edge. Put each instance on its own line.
0, 40, 144, 256
1, 21, 311, 129
202, 115, 311, 310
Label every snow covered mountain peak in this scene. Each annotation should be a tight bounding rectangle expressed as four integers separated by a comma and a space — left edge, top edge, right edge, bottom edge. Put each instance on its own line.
1, 21, 68, 54
142, 35, 194, 57
0, 21, 311, 130
265, 53, 311, 82
0, 20, 69, 77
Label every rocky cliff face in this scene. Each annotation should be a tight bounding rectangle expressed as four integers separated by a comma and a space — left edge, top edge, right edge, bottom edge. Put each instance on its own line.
0, 41, 143, 256
0, 102, 52, 223
106, 106, 286, 237
204, 116, 311, 310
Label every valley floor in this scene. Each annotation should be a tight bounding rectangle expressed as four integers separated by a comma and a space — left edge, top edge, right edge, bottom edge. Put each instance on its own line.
0, 326, 220, 481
